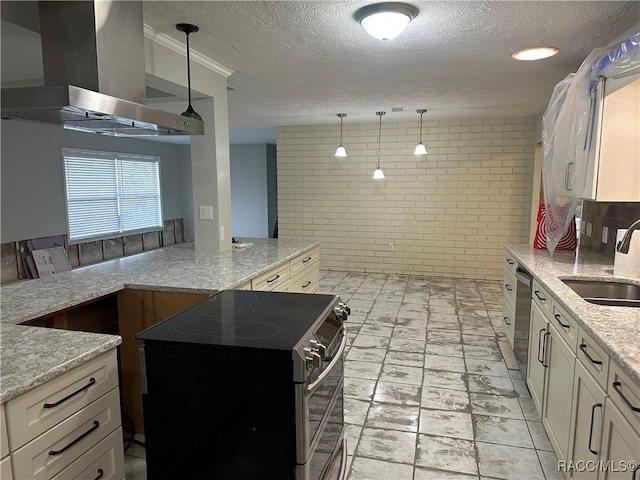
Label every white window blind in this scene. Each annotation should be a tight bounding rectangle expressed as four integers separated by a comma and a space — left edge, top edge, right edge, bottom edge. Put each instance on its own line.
63, 148, 162, 243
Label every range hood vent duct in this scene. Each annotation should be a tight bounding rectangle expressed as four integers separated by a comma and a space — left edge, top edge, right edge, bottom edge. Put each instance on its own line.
1, 0, 204, 136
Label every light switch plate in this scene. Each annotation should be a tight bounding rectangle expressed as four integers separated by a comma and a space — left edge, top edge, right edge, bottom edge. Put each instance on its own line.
220, 227, 225, 241
602, 226, 608, 244
199, 205, 214, 221
586, 222, 592, 237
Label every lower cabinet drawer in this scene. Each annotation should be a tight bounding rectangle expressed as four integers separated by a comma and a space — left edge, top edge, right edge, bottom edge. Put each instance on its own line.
12, 388, 121, 480
6, 349, 118, 451
290, 246, 320, 278
0, 455, 12, 480
289, 263, 319, 294
1, 406, 8, 459
271, 279, 290, 292
51, 427, 125, 480
607, 361, 640, 434
251, 264, 289, 291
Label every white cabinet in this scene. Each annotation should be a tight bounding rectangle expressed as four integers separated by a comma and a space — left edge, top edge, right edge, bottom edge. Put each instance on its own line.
3, 350, 123, 480
251, 263, 290, 291
583, 75, 640, 202
599, 398, 640, 480
0, 456, 12, 480
568, 360, 606, 479
542, 322, 576, 461
502, 255, 517, 348
527, 302, 548, 415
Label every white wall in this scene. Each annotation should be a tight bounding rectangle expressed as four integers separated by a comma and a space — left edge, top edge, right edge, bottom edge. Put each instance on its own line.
1, 119, 187, 243
277, 116, 536, 281
230, 144, 269, 237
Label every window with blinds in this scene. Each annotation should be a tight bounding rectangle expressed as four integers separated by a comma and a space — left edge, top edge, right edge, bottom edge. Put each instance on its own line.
62, 148, 163, 243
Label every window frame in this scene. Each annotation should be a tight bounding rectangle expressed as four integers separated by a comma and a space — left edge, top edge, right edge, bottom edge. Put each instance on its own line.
62, 147, 164, 244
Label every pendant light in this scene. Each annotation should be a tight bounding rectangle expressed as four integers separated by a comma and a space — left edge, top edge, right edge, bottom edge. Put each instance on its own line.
413, 108, 428, 155
373, 111, 386, 180
335, 113, 348, 157
176, 23, 202, 121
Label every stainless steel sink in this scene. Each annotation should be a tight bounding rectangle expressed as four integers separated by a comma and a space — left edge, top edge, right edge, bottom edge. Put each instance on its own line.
562, 279, 640, 308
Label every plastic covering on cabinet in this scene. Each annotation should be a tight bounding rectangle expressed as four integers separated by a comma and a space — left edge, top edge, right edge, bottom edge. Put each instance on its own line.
541, 32, 640, 254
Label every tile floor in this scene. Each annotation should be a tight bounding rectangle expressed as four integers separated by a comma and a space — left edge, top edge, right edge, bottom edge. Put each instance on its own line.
124, 270, 563, 480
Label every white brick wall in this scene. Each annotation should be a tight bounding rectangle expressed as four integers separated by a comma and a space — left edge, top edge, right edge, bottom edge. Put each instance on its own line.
277, 117, 535, 280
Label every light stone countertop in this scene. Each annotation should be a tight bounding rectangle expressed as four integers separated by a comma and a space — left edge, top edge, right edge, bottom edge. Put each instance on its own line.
0, 238, 319, 403
505, 244, 640, 387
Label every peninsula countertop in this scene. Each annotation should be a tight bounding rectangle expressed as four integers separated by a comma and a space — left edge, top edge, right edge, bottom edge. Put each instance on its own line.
505, 244, 640, 386
0, 238, 319, 403
1, 238, 320, 325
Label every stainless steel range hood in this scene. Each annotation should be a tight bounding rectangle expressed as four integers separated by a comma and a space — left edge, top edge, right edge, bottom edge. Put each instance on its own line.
1, 1, 204, 136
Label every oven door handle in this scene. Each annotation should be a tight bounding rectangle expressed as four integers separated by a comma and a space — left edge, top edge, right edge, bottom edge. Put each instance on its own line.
337, 438, 348, 480
306, 326, 347, 396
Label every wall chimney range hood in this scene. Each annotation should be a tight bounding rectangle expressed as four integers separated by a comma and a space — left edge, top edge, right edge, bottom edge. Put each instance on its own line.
1, 1, 204, 136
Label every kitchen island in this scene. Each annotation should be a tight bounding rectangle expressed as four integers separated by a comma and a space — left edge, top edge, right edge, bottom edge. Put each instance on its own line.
0, 238, 320, 447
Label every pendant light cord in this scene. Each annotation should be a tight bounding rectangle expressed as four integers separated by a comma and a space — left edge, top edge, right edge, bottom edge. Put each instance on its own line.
377, 114, 382, 168
185, 32, 193, 107
418, 111, 423, 143
340, 115, 344, 145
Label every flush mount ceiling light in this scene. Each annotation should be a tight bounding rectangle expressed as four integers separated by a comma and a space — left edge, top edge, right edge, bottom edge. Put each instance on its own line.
335, 113, 348, 157
512, 46, 559, 61
413, 108, 428, 155
373, 111, 386, 180
176, 23, 202, 121
354, 2, 419, 41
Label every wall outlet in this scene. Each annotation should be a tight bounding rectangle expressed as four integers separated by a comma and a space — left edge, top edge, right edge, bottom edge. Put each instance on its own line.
199, 205, 214, 221
387, 242, 394, 251
602, 226, 608, 244
220, 226, 225, 242
585, 222, 592, 237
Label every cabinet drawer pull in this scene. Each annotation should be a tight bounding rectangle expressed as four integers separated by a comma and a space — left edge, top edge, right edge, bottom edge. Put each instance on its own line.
94, 469, 104, 480
504, 284, 512, 292
587, 402, 602, 455
43, 377, 96, 408
612, 381, 640, 412
49, 420, 100, 456
302, 281, 311, 288
554, 314, 570, 330
302, 256, 312, 264
503, 316, 511, 326
506, 258, 514, 265
542, 332, 550, 368
537, 328, 546, 364
534, 290, 546, 302
579, 344, 602, 366
266, 274, 280, 284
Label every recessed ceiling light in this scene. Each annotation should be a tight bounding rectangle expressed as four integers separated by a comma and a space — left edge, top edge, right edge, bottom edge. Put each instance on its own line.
512, 47, 560, 61
354, 2, 419, 41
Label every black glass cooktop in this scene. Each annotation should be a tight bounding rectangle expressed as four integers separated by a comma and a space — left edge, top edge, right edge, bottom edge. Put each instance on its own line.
135, 290, 338, 350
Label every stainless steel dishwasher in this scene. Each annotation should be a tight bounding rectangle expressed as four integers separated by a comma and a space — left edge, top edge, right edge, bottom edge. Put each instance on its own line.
513, 266, 533, 379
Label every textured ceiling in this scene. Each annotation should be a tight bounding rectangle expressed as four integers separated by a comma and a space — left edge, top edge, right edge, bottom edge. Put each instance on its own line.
2, 1, 639, 143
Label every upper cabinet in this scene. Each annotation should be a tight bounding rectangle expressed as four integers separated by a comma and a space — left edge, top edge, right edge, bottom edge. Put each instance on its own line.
582, 74, 640, 201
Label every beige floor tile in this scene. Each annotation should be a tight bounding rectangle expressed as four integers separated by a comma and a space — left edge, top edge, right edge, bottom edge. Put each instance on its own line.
348, 456, 414, 480
421, 386, 471, 412
470, 393, 525, 420
476, 442, 544, 479
374, 381, 422, 406
473, 415, 534, 448
415, 434, 478, 475
366, 402, 420, 432
419, 409, 474, 440
356, 427, 417, 464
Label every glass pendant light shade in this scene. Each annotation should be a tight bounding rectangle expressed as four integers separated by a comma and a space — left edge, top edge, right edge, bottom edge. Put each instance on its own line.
335, 145, 347, 157
334, 113, 348, 157
413, 142, 427, 155
414, 108, 428, 155
354, 3, 419, 41
373, 111, 386, 180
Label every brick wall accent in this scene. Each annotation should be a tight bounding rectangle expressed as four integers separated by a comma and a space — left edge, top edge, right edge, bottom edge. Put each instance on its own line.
276, 117, 535, 280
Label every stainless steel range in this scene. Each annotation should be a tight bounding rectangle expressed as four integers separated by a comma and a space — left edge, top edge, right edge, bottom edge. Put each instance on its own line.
135, 290, 350, 480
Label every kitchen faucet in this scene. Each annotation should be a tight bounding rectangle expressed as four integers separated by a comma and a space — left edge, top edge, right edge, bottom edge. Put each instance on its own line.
616, 218, 640, 254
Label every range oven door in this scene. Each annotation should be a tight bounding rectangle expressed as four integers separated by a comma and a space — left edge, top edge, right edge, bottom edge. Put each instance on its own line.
295, 327, 347, 479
